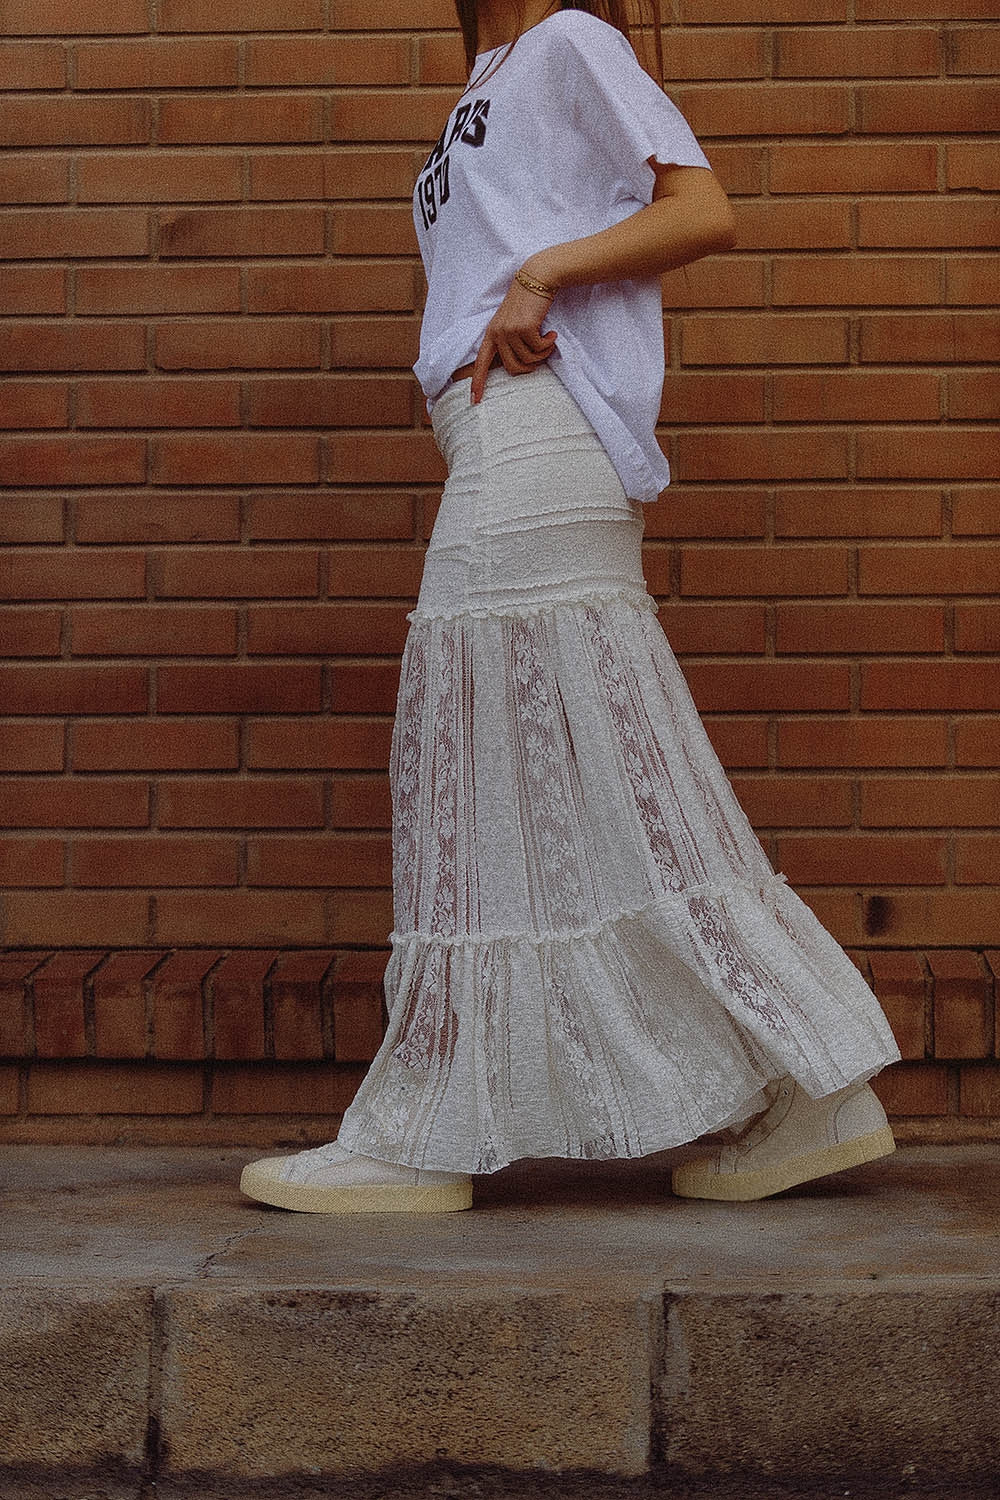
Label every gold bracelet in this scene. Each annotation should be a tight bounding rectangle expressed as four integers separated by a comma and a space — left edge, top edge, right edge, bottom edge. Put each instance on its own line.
515, 267, 557, 300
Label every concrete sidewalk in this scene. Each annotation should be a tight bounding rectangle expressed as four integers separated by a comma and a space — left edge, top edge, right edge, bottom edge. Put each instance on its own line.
1, 1143, 998, 1499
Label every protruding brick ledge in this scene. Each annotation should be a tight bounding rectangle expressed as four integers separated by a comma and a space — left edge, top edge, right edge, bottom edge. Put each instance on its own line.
0, 946, 998, 1142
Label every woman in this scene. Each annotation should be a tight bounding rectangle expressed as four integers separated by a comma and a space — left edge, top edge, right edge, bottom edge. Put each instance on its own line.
241, 0, 901, 1214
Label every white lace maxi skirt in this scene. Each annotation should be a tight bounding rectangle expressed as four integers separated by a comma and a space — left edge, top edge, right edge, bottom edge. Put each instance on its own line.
336, 363, 901, 1174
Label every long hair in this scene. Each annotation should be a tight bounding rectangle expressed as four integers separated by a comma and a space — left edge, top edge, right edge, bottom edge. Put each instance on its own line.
453, 2, 665, 89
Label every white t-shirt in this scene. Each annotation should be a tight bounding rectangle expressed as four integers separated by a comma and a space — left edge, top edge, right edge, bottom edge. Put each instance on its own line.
412, 8, 711, 503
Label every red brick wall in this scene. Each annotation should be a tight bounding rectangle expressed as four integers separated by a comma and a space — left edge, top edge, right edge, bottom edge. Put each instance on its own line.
1, 0, 998, 1141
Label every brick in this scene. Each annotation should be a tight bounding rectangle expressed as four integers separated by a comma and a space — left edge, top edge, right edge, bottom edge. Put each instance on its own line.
26, 1061, 203, 1115
159, 778, 323, 830
858, 198, 1000, 250
327, 433, 449, 485
683, 663, 851, 714
0, 322, 145, 372
0, 835, 64, 888
77, 266, 241, 315
0, 497, 64, 543
857, 0, 993, 14
928, 951, 992, 1059
680, 0, 846, 16
72, 718, 239, 771
733, 199, 852, 251
248, 834, 391, 889
0, 382, 70, 430
246, 604, 410, 656
1, 549, 145, 600
675, 430, 849, 482
333, 88, 462, 144
247, 376, 413, 429
769, 142, 938, 194
677, 83, 849, 137
946, 258, 997, 305
330, 889, 393, 946
248, 720, 393, 771
702, 716, 768, 769
73, 835, 238, 889
78, 148, 242, 203
149, 950, 219, 1060
948, 372, 1000, 421
661, 373, 766, 424
701, 144, 765, 196
0, 267, 66, 314
331, 205, 418, 257
775, 602, 944, 654
0, 41, 66, 88
772, 372, 940, 422
253, 149, 413, 202
649, 489, 767, 540
159, 206, 324, 258
656, 604, 766, 656
0, 98, 150, 148
946, 144, 1000, 192
150, 434, 320, 486
247, 262, 415, 315
679, 545, 848, 598
246, 493, 414, 541
329, 317, 420, 369
0, 436, 146, 487
960, 1063, 1000, 1118
330, 664, 400, 713
160, 0, 323, 27
78, 377, 241, 430
0, 721, 64, 770
76, 493, 241, 543
863, 546, 1000, 597
209, 1060, 362, 1115
331, 775, 391, 829
331, 0, 453, 23
415, 34, 465, 86
155, 320, 322, 371
0, 608, 63, 658
328, 547, 424, 599
772, 257, 940, 308
870, 1062, 949, 1119
154, 891, 327, 947
71, 607, 238, 658
776, 834, 945, 886
681, 314, 847, 366
860, 776, 1000, 827
0, 951, 50, 1057
0, 155, 70, 204
158, 96, 322, 145
208, 951, 275, 1062
955, 835, 1000, 882
332, 950, 387, 1062
856, 428, 996, 481
154, 549, 318, 600
946, 487, 999, 535
75, 39, 238, 91
856, 81, 1000, 133
269, 951, 334, 1061
955, 602, 1000, 651
948, 24, 1000, 73
32, 951, 106, 1059
859, 312, 999, 362
0, 665, 147, 715
246, 35, 409, 87
868, 951, 927, 1061
0, 208, 148, 260
157, 664, 321, 714
0, 0, 149, 31
92, 952, 164, 1060
861, 661, 1000, 713
659, 258, 767, 311
659, 27, 769, 79
0, 778, 148, 830
956, 719, 1000, 768
776, 25, 939, 76
777, 717, 947, 769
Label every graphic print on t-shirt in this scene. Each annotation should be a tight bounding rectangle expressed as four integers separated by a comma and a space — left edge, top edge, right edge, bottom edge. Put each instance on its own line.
415, 97, 491, 230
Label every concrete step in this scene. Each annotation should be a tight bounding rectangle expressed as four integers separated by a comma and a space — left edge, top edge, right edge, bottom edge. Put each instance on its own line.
0, 1144, 997, 1500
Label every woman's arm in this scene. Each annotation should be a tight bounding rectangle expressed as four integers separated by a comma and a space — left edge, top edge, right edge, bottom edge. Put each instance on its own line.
468, 163, 735, 404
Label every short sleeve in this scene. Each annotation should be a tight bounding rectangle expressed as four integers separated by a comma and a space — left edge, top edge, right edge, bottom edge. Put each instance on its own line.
554, 13, 711, 201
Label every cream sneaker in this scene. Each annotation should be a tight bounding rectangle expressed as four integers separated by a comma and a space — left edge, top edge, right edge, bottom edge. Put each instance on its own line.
239, 1140, 473, 1213
671, 1077, 896, 1201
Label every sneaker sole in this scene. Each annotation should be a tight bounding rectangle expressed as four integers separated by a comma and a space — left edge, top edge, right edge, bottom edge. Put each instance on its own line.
239, 1162, 474, 1214
670, 1124, 897, 1202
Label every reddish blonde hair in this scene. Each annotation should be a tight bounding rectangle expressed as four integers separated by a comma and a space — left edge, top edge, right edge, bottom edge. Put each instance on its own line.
453, 1, 665, 88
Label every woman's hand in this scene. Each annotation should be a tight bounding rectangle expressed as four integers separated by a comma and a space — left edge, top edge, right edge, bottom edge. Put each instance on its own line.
469, 272, 558, 404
